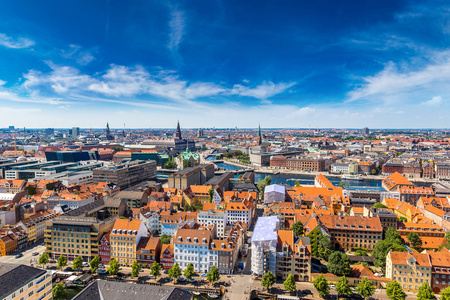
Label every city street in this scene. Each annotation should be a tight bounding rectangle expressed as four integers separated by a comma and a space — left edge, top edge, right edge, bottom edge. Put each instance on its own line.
0, 244, 46, 266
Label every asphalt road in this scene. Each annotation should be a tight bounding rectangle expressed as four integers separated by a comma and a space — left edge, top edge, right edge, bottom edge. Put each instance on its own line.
0, 244, 46, 266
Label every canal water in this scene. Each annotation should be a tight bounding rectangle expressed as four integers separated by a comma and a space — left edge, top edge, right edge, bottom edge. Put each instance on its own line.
158, 162, 430, 190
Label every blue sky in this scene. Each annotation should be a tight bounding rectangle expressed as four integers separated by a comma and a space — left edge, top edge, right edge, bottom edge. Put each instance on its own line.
0, 0, 450, 128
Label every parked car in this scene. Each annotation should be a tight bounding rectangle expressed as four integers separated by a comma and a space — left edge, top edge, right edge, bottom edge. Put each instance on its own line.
330, 284, 336, 289
15, 253, 23, 259
97, 269, 107, 274
49, 259, 56, 263
349, 293, 363, 299
82, 262, 90, 267
32, 252, 39, 256
200, 273, 207, 277
64, 267, 73, 272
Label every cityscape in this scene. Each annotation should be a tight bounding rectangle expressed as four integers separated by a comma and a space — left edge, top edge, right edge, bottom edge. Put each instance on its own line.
1, 1, 450, 300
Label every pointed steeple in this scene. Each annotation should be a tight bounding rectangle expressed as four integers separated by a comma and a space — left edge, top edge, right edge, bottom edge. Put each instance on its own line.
258, 123, 262, 145
175, 120, 182, 139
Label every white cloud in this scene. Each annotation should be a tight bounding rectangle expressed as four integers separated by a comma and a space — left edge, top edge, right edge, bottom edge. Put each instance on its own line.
230, 81, 296, 100
61, 45, 95, 65
168, 9, 185, 51
0, 33, 35, 49
347, 52, 450, 104
421, 96, 444, 106
0, 80, 6, 86
20, 63, 293, 105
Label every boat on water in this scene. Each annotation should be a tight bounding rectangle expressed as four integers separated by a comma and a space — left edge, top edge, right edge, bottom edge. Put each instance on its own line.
342, 175, 363, 181
207, 293, 219, 298
192, 291, 200, 295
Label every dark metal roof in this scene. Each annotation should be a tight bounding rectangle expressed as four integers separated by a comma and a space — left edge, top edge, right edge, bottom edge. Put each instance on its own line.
0, 263, 47, 299
73, 280, 193, 300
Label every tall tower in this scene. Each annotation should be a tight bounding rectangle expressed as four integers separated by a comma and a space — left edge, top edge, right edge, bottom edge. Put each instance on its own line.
258, 123, 262, 145
106, 122, 110, 140
175, 121, 182, 140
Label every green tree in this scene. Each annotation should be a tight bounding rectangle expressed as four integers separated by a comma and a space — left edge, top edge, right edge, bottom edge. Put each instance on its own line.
441, 286, 450, 300
386, 280, 406, 300
208, 189, 214, 203
446, 232, 450, 244
313, 275, 330, 298
261, 271, 276, 292
417, 282, 437, 300
327, 252, 351, 276
225, 152, 232, 158
38, 252, 49, 268
72, 256, 83, 271
25, 185, 37, 196
150, 262, 162, 280
283, 274, 296, 293
257, 176, 272, 198
238, 174, 243, 179
357, 278, 375, 299
90, 255, 100, 273
107, 258, 119, 276
184, 263, 195, 280
183, 160, 191, 169
57, 255, 67, 270
111, 145, 124, 152
399, 216, 407, 222
339, 181, 347, 188
294, 180, 300, 187
160, 234, 171, 244
131, 261, 142, 278
372, 228, 406, 270
372, 202, 388, 209
407, 232, 422, 251
371, 169, 377, 175
207, 265, 220, 285
290, 221, 304, 237
336, 275, 352, 298
52, 282, 67, 300
318, 238, 334, 261
169, 263, 181, 282
354, 250, 368, 256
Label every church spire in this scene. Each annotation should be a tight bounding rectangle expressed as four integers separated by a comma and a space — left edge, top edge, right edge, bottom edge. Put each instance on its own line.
258, 123, 262, 145
175, 120, 182, 139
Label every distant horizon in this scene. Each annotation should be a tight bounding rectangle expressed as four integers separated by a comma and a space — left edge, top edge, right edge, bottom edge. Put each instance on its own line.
3, 127, 450, 131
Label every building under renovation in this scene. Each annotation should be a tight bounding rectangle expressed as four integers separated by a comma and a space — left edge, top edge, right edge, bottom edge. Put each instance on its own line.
251, 216, 279, 276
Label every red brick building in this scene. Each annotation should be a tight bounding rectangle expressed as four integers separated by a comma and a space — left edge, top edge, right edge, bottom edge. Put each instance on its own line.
382, 163, 404, 175
270, 156, 287, 168
286, 158, 325, 172
160, 244, 174, 269
422, 162, 434, 178
136, 237, 161, 267
99, 234, 110, 264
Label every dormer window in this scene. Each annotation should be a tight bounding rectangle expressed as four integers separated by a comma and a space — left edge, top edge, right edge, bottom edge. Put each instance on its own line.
351, 225, 355, 228
117, 229, 122, 234
112, 229, 117, 234
133, 230, 137, 235
366, 226, 370, 229
202, 238, 207, 244
211, 242, 215, 248
187, 237, 191, 242
221, 243, 225, 249
128, 230, 132, 235
194, 237, 198, 243
178, 236, 182, 242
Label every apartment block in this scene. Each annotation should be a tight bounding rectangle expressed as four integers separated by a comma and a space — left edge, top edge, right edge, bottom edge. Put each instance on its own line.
110, 218, 148, 266
0, 263, 52, 300
276, 231, 311, 282
318, 215, 383, 250
93, 160, 157, 190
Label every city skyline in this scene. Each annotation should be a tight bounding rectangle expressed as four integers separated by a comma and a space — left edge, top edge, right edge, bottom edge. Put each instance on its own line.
0, 1, 449, 128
